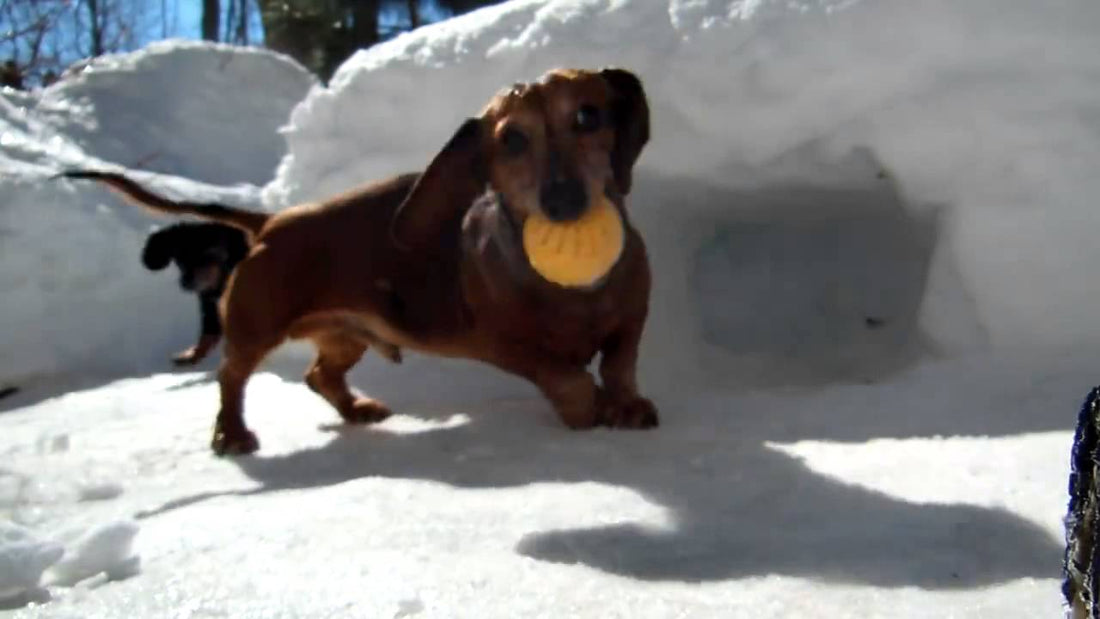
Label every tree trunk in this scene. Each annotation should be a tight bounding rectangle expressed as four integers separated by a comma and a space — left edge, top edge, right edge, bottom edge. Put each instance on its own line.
254, 0, 325, 73
235, 0, 250, 44
224, 0, 236, 41
85, 0, 104, 56
202, 0, 220, 41
407, 0, 419, 29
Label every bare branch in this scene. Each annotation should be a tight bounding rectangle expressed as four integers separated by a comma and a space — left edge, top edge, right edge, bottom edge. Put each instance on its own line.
0, 0, 159, 86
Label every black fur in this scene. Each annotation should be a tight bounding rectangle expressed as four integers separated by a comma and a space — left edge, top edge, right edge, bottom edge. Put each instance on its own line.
142, 222, 248, 338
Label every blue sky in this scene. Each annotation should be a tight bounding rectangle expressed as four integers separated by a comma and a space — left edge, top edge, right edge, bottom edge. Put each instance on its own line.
0, 0, 458, 80
169, 0, 453, 46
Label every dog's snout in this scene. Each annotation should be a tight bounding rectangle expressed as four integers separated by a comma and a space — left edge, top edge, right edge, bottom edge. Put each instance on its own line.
539, 177, 588, 222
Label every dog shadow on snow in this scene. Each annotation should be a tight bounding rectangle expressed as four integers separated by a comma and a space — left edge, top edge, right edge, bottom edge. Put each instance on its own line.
205, 368, 1066, 590
139, 162, 1071, 590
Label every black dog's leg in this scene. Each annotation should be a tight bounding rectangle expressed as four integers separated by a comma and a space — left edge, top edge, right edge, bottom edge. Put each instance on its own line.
172, 293, 222, 366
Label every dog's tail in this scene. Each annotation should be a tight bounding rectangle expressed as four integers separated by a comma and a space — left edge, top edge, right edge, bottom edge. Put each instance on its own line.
57, 170, 270, 237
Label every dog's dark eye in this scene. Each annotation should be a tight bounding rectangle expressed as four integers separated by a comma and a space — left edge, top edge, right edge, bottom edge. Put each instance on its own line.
574, 105, 602, 133
500, 126, 529, 157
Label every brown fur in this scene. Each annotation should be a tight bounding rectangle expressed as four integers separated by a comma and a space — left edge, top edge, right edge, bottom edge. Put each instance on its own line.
62, 67, 657, 455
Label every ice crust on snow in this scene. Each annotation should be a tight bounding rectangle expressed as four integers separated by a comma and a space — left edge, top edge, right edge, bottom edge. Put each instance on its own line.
46, 520, 141, 587
0, 517, 141, 602
0, 521, 63, 602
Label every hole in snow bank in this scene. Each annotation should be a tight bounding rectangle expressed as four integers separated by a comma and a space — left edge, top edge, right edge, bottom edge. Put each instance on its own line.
632, 145, 963, 391
690, 182, 938, 386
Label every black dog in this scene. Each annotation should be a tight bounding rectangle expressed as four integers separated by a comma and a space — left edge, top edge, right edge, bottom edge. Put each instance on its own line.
142, 222, 249, 365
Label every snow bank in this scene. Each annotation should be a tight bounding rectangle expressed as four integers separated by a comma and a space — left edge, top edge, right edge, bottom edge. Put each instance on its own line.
266, 0, 1100, 390
34, 40, 316, 185
4, 0, 1097, 391
0, 42, 313, 384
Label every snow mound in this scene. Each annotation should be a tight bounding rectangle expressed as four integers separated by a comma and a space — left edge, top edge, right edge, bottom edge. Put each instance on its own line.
47, 520, 141, 587
0, 521, 63, 602
35, 40, 316, 185
266, 0, 1100, 390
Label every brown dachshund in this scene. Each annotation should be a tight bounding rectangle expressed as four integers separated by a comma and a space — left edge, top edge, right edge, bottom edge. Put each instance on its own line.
62, 67, 657, 455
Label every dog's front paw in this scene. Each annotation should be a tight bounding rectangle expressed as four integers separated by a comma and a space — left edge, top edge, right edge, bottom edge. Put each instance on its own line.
601, 396, 659, 429
211, 426, 259, 456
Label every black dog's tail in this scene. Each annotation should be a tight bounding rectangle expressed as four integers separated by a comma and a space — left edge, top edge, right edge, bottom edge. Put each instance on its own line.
57, 170, 269, 237
1065, 386, 1100, 618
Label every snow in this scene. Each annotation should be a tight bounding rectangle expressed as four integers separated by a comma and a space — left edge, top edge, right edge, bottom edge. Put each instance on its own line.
35, 39, 317, 186
267, 0, 1100, 379
0, 40, 313, 384
0, 355, 1084, 617
46, 521, 140, 588
0, 0, 1097, 615
0, 522, 62, 604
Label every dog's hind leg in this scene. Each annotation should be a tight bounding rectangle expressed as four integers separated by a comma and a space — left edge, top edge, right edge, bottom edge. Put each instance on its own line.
304, 334, 393, 424
211, 341, 270, 456
210, 300, 284, 455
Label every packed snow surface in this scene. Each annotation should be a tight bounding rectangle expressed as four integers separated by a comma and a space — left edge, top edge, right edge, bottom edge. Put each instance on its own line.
0, 358, 1084, 617
1, 0, 1097, 616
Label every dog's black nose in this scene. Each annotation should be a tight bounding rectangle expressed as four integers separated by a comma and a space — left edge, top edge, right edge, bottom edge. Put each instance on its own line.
539, 177, 588, 222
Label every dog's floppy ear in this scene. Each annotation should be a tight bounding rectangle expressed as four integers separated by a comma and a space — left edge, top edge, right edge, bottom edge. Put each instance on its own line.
600, 68, 650, 196
141, 226, 178, 271
391, 118, 487, 251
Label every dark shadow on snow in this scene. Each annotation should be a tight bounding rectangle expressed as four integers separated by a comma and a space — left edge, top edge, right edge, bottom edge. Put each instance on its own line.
206, 392, 1062, 589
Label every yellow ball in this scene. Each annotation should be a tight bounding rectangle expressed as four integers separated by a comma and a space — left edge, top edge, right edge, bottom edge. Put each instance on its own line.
522, 196, 625, 288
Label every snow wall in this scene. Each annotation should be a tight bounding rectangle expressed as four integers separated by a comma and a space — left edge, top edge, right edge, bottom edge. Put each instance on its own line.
263, 0, 1100, 395
0, 41, 316, 384
3, 0, 1099, 398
